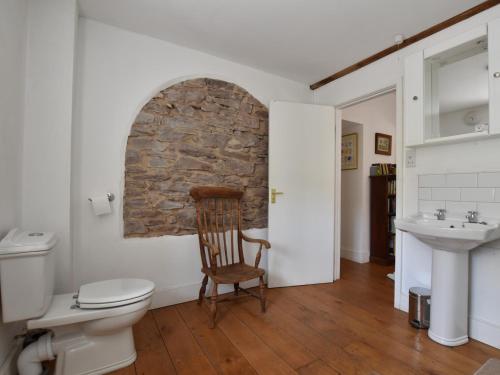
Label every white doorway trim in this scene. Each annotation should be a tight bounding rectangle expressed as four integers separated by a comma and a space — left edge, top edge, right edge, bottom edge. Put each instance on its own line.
333, 79, 404, 310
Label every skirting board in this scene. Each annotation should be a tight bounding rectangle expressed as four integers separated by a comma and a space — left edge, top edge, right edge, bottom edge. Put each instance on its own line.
470, 316, 500, 349
399, 292, 409, 312
0, 340, 22, 375
150, 279, 260, 309
150, 282, 201, 309
341, 247, 370, 264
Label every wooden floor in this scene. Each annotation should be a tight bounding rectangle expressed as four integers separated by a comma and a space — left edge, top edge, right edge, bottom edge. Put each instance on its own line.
112, 259, 500, 375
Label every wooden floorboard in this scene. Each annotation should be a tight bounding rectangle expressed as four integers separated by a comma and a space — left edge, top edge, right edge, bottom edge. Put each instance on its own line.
289, 285, 474, 374
176, 301, 257, 374
153, 306, 217, 374
217, 310, 297, 375
108, 365, 136, 375
229, 300, 318, 370
268, 287, 419, 375
297, 359, 340, 375
237, 291, 374, 375
133, 311, 176, 375
117, 259, 500, 374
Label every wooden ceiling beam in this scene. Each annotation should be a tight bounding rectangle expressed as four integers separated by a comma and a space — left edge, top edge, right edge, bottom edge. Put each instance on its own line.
310, 0, 500, 90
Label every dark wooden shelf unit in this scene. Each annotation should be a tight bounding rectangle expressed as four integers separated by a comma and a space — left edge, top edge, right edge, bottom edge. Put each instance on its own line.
370, 174, 396, 265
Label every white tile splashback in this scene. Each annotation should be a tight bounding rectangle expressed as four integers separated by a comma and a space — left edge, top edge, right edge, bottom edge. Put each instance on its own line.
461, 188, 495, 202
418, 172, 500, 219
418, 188, 432, 200
431, 188, 460, 201
478, 172, 500, 187
419, 200, 445, 214
445, 201, 477, 215
477, 203, 500, 218
445, 173, 477, 187
418, 174, 446, 187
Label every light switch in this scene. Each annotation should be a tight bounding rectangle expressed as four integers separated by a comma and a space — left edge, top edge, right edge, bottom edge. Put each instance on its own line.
406, 149, 416, 168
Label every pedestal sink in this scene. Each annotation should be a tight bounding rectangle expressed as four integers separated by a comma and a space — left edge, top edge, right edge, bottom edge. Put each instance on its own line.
395, 214, 500, 346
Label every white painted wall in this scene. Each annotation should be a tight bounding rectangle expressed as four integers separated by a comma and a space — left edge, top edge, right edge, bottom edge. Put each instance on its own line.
0, 0, 26, 236
22, 0, 78, 293
340, 93, 396, 264
314, 5, 500, 348
340, 121, 365, 263
343, 92, 397, 165
0, 0, 27, 368
72, 18, 311, 308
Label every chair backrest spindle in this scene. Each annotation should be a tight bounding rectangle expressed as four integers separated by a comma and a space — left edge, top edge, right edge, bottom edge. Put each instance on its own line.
230, 200, 235, 264
190, 187, 245, 272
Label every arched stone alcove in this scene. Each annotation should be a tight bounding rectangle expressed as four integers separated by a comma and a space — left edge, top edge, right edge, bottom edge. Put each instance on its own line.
124, 78, 269, 237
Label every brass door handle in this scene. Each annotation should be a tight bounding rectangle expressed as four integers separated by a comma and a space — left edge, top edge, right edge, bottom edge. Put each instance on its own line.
271, 188, 284, 204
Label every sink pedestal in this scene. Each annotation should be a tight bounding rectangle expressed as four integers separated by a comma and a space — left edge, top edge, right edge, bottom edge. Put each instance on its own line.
428, 249, 469, 346
395, 214, 500, 347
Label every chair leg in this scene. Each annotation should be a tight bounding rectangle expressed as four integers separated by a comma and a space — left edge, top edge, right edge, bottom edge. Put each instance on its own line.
234, 283, 239, 296
198, 275, 208, 305
209, 282, 218, 328
259, 276, 266, 313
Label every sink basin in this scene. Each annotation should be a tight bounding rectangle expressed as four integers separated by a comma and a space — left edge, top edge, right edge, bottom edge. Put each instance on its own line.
395, 214, 500, 347
395, 215, 500, 251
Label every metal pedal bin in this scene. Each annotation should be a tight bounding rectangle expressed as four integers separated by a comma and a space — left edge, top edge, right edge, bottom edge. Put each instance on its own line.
408, 287, 431, 329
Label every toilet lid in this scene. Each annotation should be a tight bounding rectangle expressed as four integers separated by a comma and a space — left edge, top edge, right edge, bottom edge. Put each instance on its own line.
77, 279, 155, 309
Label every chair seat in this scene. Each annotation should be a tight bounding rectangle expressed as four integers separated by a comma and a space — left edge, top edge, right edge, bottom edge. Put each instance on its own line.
202, 263, 265, 284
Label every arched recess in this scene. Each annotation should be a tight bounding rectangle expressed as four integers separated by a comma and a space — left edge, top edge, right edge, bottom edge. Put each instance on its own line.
124, 78, 269, 237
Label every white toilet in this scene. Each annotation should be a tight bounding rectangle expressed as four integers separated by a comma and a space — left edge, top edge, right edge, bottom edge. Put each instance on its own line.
0, 229, 155, 375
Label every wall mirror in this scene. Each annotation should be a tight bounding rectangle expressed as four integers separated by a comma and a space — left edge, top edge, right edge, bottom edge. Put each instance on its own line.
424, 33, 489, 141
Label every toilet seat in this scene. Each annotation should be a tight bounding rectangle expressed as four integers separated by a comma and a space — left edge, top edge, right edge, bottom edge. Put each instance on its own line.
76, 279, 155, 309
27, 278, 155, 330
27, 292, 153, 330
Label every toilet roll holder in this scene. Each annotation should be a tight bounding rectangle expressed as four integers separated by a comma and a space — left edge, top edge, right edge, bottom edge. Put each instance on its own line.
88, 193, 115, 202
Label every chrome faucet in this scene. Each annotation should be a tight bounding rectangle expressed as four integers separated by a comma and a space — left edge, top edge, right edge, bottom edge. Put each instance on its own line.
434, 209, 446, 220
465, 210, 479, 223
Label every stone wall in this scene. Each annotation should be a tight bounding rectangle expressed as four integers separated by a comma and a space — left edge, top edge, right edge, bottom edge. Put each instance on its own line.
124, 78, 268, 237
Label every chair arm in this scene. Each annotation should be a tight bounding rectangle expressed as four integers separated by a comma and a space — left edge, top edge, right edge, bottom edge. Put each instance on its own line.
240, 232, 271, 268
240, 232, 271, 249
201, 239, 220, 257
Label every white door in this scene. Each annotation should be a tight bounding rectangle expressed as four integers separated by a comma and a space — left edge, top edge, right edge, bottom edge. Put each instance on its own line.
268, 101, 336, 288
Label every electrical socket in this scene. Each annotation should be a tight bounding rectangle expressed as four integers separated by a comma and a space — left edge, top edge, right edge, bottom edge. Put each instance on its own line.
406, 149, 416, 168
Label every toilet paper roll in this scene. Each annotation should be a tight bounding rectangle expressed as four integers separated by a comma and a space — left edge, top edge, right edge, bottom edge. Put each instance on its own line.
90, 196, 112, 216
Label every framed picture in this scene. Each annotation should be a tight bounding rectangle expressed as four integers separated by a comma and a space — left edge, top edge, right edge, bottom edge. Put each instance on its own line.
375, 133, 392, 155
341, 133, 358, 170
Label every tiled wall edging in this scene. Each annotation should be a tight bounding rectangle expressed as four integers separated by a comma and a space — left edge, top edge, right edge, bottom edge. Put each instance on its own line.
418, 172, 500, 219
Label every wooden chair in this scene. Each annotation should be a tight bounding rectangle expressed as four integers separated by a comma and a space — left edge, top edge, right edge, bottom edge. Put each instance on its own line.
190, 186, 271, 328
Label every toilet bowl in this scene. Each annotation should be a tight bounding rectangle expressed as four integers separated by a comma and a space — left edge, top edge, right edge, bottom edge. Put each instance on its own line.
21, 287, 153, 375
0, 229, 155, 375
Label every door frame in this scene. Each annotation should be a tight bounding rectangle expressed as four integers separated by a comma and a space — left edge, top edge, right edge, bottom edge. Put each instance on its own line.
333, 78, 404, 310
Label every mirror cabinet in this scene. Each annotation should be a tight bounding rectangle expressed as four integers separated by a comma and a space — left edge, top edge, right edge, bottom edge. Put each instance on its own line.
404, 19, 500, 146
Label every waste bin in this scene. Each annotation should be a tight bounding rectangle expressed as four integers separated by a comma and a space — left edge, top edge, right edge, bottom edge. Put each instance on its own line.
408, 287, 431, 329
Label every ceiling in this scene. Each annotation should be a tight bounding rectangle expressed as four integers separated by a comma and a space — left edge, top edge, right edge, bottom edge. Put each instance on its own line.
78, 0, 485, 85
